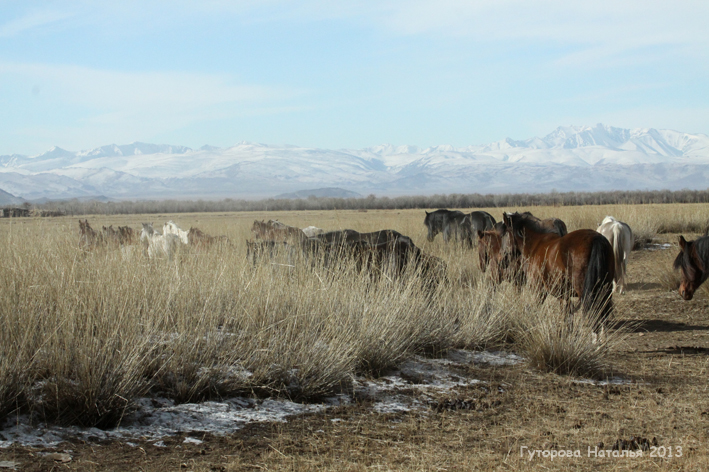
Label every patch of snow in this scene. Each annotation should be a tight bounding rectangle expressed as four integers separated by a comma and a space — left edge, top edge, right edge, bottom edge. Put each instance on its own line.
444, 349, 524, 366
573, 376, 632, 386
0, 396, 324, 449
372, 399, 419, 414
644, 243, 673, 251
0, 349, 521, 447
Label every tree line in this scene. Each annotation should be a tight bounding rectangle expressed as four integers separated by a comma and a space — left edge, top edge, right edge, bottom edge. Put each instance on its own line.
23, 189, 709, 216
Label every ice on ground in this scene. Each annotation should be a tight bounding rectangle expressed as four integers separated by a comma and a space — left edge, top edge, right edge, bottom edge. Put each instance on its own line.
0, 349, 522, 447
0, 397, 324, 449
645, 243, 673, 251
572, 376, 632, 386
445, 349, 524, 366
358, 349, 521, 415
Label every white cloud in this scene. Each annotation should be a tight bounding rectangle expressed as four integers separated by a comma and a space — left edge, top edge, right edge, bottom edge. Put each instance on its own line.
0, 9, 73, 37
276, 0, 709, 68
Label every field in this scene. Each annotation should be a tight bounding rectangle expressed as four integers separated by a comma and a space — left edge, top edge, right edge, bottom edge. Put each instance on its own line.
1, 203, 709, 471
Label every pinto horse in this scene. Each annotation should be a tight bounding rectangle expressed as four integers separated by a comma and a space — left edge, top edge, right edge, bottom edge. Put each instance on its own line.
674, 235, 709, 300
503, 212, 615, 324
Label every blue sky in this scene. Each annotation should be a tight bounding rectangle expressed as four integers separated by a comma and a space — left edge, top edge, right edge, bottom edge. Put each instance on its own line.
2, 1, 708, 155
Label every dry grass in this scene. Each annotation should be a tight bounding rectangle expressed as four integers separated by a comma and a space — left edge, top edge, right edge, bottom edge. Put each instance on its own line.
0, 203, 706, 428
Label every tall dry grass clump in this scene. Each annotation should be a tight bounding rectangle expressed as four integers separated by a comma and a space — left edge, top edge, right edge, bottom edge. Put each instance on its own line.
0, 219, 504, 427
510, 285, 629, 378
1, 207, 654, 428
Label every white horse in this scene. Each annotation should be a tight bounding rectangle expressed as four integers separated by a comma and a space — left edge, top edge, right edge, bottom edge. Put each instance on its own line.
597, 216, 634, 294
141, 223, 180, 260
301, 225, 324, 238
163, 220, 189, 244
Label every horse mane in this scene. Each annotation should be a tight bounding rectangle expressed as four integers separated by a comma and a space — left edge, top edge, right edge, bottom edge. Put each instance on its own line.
673, 249, 686, 271
511, 212, 558, 235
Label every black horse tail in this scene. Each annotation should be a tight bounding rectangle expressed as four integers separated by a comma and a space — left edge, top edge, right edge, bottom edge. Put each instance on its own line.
582, 235, 615, 326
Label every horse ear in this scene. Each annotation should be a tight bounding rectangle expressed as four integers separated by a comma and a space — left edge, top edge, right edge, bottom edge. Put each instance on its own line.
678, 235, 687, 250
425, 211, 429, 215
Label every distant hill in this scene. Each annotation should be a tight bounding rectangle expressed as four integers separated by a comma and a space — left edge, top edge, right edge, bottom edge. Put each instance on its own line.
2, 125, 709, 201
275, 188, 363, 199
0, 188, 24, 206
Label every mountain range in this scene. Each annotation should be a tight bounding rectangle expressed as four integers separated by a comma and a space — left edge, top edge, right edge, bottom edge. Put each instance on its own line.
1, 124, 708, 201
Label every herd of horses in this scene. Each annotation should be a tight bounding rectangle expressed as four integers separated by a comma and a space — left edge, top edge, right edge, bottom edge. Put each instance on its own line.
427, 208, 708, 328
248, 219, 445, 282
77, 219, 227, 260
77, 208, 709, 323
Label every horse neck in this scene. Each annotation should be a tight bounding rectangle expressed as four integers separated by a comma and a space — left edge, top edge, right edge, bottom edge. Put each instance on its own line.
518, 225, 558, 256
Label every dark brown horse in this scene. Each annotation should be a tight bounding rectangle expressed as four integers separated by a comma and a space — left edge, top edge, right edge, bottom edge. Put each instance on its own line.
503, 212, 615, 324
477, 222, 522, 285
315, 229, 412, 246
303, 231, 443, 285
520, 211, 568, 236
673, 235, 709, 300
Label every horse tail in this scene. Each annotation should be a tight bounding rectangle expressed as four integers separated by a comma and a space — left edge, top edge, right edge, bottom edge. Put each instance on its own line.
611, 224, 624, 286
582, 235, 615, 325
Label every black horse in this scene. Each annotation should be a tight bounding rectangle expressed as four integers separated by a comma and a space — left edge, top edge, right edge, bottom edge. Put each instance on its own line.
302, 229, 442, 282
316, 229, 413, 247
460, 211, 496, 246
423, 209, 467, 242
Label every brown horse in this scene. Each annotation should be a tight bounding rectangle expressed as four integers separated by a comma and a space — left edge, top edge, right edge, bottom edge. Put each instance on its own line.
79, 219, 101, 248
102, 225, 122, 247
118, 226, 134, 245
477, 222, 523, 285
503, 212, 615, 324
251, 220, 306, 243
188, 227, 229, 249
520, 211, 568, 236
673, 235, 709, 300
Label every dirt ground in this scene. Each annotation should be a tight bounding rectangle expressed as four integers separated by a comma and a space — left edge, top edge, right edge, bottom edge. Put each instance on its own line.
2, 234, 709, 471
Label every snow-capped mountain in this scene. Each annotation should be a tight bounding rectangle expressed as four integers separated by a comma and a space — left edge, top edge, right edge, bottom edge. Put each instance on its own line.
1, 124, 708, 201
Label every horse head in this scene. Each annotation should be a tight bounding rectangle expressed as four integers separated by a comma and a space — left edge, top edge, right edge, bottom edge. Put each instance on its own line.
423, 211, 438, 242
674, 235, 706, 300
140, 223, 156, 244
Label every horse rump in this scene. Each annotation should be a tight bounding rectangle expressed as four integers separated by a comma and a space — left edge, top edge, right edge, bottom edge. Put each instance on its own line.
581, 235, 615, 325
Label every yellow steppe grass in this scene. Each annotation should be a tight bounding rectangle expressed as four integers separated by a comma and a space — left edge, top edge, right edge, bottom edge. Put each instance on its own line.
0, 203, 705, 427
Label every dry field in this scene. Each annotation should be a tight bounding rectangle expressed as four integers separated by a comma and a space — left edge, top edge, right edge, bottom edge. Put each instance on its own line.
1, 203, 709, 471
